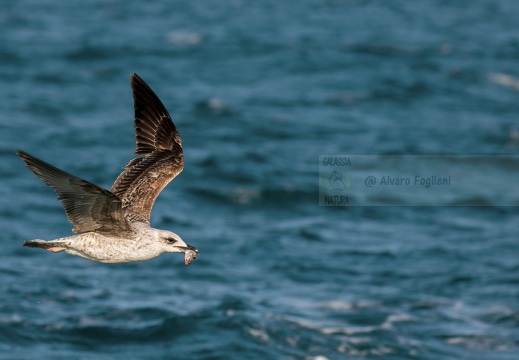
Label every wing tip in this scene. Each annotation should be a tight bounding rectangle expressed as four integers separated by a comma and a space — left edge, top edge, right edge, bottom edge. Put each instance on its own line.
130, 73, 146, 90
17, 149, 28, 158
17, 149, 37, 167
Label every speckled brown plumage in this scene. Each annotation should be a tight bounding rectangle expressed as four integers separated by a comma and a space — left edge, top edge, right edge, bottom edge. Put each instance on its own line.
17, 73, 197, 266
110, 73, 184, 224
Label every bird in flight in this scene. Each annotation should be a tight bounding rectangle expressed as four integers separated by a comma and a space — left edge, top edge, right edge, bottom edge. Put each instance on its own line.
18, 73, 198, 266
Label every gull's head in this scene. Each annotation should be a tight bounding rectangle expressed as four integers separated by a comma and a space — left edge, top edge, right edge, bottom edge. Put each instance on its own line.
156, 230, 198, 265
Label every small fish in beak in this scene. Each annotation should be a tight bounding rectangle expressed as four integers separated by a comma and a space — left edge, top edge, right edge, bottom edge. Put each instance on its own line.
184, 249, 198, 266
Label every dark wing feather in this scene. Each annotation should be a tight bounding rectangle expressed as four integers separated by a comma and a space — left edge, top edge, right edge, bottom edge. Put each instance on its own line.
110, 73, 184, 223
131, 73, 182, 155
17, 150, 131, 234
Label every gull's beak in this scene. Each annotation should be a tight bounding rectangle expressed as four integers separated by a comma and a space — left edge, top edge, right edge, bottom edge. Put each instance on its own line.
175, 244, 198, 254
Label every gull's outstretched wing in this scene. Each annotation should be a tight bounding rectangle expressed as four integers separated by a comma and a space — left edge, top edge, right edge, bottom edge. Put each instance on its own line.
110, 73, 183, 224
17, 150, 131, 234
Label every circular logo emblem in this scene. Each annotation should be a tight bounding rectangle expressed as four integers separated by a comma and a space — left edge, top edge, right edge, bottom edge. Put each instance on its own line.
321, 170, 351, 193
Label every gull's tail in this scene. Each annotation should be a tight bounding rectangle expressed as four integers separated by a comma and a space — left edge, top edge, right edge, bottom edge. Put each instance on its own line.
23, 240, 66, 253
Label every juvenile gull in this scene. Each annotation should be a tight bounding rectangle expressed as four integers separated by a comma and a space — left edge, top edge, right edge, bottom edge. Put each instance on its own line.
18, 73, 198, 266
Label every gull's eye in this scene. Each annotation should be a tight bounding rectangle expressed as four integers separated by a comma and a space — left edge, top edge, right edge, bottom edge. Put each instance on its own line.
166, 238, 177, 244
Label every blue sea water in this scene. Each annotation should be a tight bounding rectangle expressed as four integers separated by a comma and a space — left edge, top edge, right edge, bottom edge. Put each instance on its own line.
1, 1, 519, 359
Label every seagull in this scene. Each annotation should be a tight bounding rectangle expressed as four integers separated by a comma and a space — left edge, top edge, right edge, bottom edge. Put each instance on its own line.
17, 73, 198, 266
